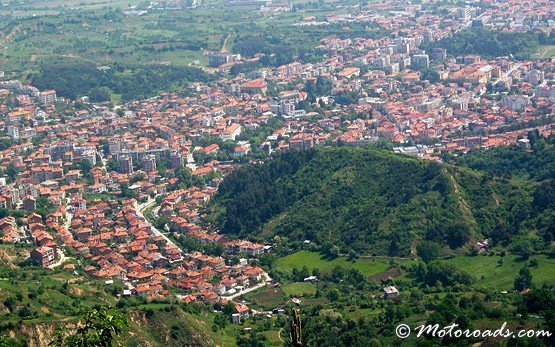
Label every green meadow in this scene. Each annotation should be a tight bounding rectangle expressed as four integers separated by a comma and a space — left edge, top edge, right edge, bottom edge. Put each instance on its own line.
275, 250, 392, 277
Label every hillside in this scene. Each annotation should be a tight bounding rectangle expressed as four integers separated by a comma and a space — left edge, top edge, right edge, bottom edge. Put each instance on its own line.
212, 144, 553, 256
4, 306, 216, 347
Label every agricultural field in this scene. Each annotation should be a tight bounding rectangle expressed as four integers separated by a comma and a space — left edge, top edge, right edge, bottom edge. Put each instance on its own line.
274, 250, 393, 278
0, 0, 341, 76
242, 286, 287, 309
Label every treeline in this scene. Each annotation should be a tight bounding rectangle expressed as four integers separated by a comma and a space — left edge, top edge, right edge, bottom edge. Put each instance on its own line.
31, 62, 213, 102
424, 28, 542, 59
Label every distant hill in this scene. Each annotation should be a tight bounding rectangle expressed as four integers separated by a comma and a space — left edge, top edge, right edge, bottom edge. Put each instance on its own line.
212, 142, 554, 256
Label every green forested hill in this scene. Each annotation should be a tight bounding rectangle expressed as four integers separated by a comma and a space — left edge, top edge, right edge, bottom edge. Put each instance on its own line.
212, 140, 554, 257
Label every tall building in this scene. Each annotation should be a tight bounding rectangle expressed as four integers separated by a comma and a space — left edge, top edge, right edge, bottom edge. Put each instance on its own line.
143, 154, 157, 173
423, 29, 434, 44
118, 155, 134, 174
39, 90, 57, 105
7, 126, 19, 139
412, 54, 430, 69
108, 140, 122, 154
208, 53, 241, 67
458, 7, 471, 22
170, 152, 184, 169
431, 48, 447, 61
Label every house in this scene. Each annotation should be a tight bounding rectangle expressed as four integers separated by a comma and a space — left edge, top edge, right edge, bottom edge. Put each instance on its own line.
233, 145, 250, 157
383, 286, 399, 299
232, 313, 242, 324
23, 196, 36, 211
221, 123, 242, 141
239, 79, 267, 95
234, 303, 250, 320
31, 246, 57, 268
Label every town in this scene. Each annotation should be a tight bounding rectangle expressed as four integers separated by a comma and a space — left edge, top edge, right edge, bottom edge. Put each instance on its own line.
0, 0, 554, 335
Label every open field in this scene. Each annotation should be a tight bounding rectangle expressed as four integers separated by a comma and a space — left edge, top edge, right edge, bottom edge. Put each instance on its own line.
275, 250, 391, 277
443, 254, 555, 289
243, 286, 287, 309
281, 282, 317, 296
535, 44, 555, 59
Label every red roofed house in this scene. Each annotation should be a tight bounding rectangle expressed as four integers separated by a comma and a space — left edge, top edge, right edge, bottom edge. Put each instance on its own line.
239, 79, 267, 95
31, 246, 57, 268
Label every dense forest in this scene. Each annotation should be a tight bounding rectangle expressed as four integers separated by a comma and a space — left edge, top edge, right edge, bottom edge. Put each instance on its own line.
423, 28, 543, 59
31, 62, 213, 102
211, 136, 554, 256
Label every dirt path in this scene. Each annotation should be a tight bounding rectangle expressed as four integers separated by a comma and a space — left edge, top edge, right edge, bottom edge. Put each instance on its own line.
442, 168, 472, 215
220, 33, 231, 53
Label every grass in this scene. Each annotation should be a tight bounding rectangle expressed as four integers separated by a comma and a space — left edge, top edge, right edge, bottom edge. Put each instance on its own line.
343, 307, 382, 319
535, 45, 555, 59
275, 251, 391, 277
192, 310, 239, 346
281, 282, 317, 297
442, 254, 555, 289
0, 254, 117, 324
243, 286, 287, 309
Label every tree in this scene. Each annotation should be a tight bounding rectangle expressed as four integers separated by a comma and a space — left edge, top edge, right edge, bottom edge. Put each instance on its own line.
514, 266, 532, 292
0, 335, 24, 347
49, 307, 128, 347
6, 162, 18, 182
326, 288, 340, 302
175, 166, 192, 188
416, 241, 441, 262
88, 87, 112, 103
445, 222, 471, 249
347, 249, 359, 262
321, 242, 339, 259
510, 235, 542, 260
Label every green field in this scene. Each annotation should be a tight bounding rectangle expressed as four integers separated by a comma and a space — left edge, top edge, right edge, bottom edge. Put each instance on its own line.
281, 282, 317, 296
275, 251, 391, 277
536, 45, 555, 59
243, 286, 287, 309
443, 254, 555, 289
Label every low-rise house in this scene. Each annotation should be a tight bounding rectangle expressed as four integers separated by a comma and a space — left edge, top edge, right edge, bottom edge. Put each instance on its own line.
383, 285, 399, 299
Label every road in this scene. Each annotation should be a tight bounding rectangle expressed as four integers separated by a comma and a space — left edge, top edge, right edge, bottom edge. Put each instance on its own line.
220, 274, 272, 300
135, 198, 179, 253
49, 249, 71, 269
492, 62, 523, 86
